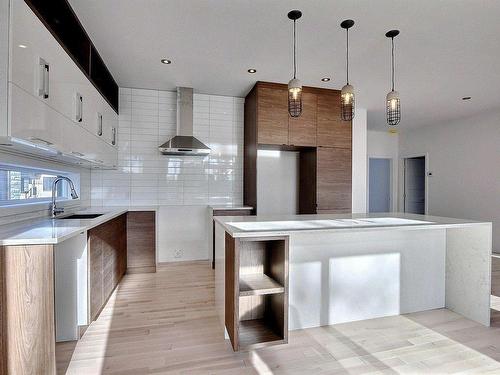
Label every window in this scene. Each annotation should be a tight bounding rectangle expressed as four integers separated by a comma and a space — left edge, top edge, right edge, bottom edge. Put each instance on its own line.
0, 164, 79, 206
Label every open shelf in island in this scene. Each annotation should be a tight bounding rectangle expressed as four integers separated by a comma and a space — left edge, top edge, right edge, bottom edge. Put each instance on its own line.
225, 233, 289, 351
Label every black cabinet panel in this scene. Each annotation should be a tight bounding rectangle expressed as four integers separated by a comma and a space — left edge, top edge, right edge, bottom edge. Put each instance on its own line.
25, 0, 119, 113
90, 46, 119, 112
25, 0, 91, 73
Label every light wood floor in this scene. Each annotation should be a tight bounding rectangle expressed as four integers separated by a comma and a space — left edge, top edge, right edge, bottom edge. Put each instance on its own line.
57, 261, 500, 374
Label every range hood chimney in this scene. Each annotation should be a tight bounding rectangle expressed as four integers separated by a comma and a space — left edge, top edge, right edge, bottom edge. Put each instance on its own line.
158, 87, 210, 156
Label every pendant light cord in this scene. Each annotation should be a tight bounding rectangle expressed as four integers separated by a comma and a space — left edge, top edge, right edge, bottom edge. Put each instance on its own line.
346, 28, 349, 84
293, 20, 297, 79
391, 37, 395, 91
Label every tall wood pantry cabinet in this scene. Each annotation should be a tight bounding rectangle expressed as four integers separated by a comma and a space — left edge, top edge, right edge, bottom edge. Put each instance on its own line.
244, 82, 352, 214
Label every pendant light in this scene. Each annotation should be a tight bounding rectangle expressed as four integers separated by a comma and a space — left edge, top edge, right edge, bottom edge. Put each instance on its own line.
287, 10, 302, 118
340, 20, 355, 121
386, 29, 401, 126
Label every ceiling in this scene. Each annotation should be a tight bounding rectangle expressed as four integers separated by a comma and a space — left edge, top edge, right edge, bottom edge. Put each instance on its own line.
68, 0, 500, 130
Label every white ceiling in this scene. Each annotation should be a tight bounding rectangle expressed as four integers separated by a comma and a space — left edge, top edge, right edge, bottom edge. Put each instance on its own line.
68, 0, 500, 130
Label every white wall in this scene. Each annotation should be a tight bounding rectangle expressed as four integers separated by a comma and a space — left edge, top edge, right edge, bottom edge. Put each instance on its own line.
91, 88, 244, 262
257, 150, 299, 215
399, 110, 500, 252
0, 150, 91, 225
367, 130, 399, 211
352, 108, 368, 213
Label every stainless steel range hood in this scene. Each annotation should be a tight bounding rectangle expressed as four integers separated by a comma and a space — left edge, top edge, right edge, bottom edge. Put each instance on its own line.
159, 87, 210, 156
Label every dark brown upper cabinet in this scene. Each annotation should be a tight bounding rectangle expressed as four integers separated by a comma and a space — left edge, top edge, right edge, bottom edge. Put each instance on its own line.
25, 0, 119, 113
257, 84, 289, 145
289, 92, 317, 147
317, 92, 352, 149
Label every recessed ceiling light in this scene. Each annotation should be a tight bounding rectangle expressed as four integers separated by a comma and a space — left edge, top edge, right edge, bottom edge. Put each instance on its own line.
18, 44, 27, 49
462, 96, 471, 100
247, 69, 257, 73
321, 77, 331, 82
160, 59, 172, 64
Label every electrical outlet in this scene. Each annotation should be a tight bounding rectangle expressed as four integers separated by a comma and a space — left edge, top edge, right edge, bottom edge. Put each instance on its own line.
174, 249, 182, 259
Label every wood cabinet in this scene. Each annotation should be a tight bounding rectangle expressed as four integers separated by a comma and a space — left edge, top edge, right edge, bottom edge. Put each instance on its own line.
0, 245, 56, 375
257, 85, 289, 145
289, 92, 317, 147
317, 147, 352, 213
317, 92, 352, 149
225, 233, 289, 351
244, 81, 352, 214
88, 214, 127, 321
211, 208, 253, 269
127, 211, 156, 273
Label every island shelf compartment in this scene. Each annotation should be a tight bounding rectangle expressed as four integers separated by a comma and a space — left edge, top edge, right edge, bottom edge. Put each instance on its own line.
225, 233, 289, 351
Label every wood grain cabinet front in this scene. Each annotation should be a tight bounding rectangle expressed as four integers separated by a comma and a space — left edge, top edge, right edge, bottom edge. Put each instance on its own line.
317, 92, 352, 149
127, 211, 156, 274
288, 92, 317, 147
317, 146, 352, 213
257, 86, 289, 145
88, 214, 127, 321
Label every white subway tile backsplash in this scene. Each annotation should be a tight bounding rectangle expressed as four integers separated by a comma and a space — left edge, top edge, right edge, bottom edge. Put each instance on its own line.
91, 88, 244, 208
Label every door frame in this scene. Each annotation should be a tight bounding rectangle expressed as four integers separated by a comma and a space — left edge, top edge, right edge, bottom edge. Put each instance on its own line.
399, 153, 429, 215
367, 157, 393, 213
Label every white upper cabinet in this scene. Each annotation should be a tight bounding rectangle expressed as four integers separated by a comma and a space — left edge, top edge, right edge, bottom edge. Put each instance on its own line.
2, 0, 119, 168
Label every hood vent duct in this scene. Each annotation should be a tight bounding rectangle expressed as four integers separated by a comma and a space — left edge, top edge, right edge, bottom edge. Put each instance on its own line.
159, 87, 211, 156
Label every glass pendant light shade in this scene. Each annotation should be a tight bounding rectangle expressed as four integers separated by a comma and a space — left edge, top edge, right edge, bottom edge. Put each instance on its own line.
386, 90, 400, 126
341, 84, 355, 121
340, 19, 355, 121
288, 10, 302, 118
288, 78, 303, 117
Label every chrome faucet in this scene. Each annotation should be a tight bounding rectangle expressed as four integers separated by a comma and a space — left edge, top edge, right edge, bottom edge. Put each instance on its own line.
51, 176, 79, 218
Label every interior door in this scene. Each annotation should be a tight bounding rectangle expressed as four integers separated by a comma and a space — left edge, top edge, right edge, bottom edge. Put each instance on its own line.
404, 156, 426, 214
369, 158, 391, 212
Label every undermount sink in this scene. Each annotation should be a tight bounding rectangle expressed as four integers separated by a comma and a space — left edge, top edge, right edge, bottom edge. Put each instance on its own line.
58, 213, 104, 219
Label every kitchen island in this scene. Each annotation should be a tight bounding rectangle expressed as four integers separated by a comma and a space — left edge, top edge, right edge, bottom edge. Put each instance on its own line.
214, 213, 492, 351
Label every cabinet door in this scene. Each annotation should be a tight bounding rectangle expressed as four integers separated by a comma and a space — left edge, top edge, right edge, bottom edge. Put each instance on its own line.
9, 82, 65, 150
10, 0, 87, 123
257, 86, 288, 145
88, 229, 103, 320
289, 92, 317, 147
127, 211, 156, 271
317, 93, 352, 149
317, 147, 352, 212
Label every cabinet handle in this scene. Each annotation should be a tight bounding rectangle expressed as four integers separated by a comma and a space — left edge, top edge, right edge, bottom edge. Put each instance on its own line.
71, 151, 85, 157
38, 58, 49, 99
75, 93, 83, 122
97, 113, 103, 136
111, 127, 116, 146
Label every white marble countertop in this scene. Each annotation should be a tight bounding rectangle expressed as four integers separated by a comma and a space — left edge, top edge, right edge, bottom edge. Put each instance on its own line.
214, 212, 492, 238
0, 206, 156, 246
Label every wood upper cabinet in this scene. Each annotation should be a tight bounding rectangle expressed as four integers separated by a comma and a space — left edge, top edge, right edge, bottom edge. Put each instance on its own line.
317, 147, 352, 212
257, 86, 289, 145
317, 92, 352, 149
289, 92, 317, 147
